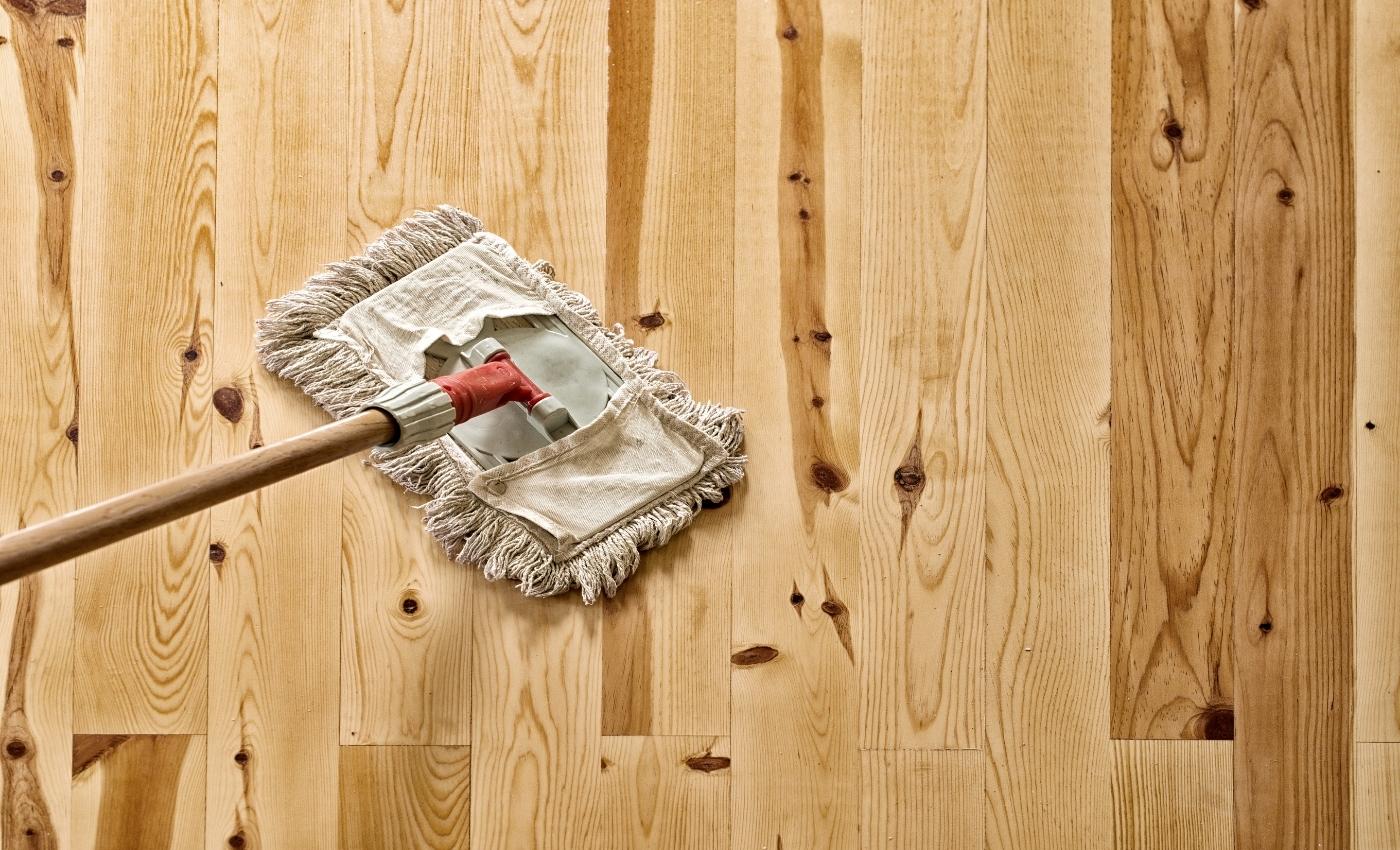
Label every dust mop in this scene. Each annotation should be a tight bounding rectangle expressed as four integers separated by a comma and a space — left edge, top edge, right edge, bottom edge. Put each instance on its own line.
0, 207, 746, 601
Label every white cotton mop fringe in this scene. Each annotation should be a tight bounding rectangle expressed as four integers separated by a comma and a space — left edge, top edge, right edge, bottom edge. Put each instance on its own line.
254, 206, 746, 602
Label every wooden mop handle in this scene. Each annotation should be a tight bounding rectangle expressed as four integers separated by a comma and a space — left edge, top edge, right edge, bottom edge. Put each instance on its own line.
0, 410, 396, 585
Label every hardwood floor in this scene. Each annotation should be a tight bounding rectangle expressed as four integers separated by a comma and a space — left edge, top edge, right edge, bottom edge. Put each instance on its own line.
0, 0, 1388, 847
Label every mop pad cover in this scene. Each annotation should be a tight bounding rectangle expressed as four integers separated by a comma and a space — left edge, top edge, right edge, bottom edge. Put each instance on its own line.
255, 206, 745, 602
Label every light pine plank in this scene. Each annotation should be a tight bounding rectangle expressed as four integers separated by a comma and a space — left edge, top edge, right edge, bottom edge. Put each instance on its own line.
206, 0, 349, 846
731, 0, 862, 847
984, 0, 1113, 847
1356, 0, 1400, 744
1110, 741, 1232, 850
340, 0, 476, 747
0, 2, 81, 846
71, 0, 215, 735
470, 1, 607, 848
1357, 744, 1400, 850
590, 737, 729, 849
339, 746, 471, 850
858, 0, 986, 751
1109, 0, 1236, 740
859, 750, 982, 849
1230, 2, 1353, 847
599, 0, 735, 738
71, 735, 206, 850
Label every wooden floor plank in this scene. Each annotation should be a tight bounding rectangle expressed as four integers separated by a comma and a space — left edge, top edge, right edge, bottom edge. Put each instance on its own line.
469, 1, 608, 847
1110, 741, 1232, 850
599, 0, 736, 740
1109, 0, 1236, 741
859, 750, 982, 849
1357, 744, 1400, 850
730, 0, 862, 846
340, 0, 476, 747
590, 737, 729, 849
339, 746, 471, 850
1356, 0, 1400, 744
0, 5, 82, 845
71, 0, 215, 736
71, 735, 205, 850
206, 0, 349, 846
984, 0, 1113, 847
859, 0, 986, 751
1230, 2, 1353, 847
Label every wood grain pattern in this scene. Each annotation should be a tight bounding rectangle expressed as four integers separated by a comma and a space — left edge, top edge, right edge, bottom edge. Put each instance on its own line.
599, 0, 735, 739
1356, 0, 1400, 744
859, 0, 985, 751
1356, 744, 1400, 850
71, 0, 215, 735
859, 750, 982, 849
731, 0, 862, 847
591, 737, 729, 849
71, 735, 205, 850
1111, 741, 1232, 850
984, 0, 1112, 847
0, 2, 81, 846
0, 1, 1382, 844
340, 0, 476, 747
1230, 2, 1353, 847
206, 0, 348, 847
470, 2, 607, 848
339, 746, 471, 850
1109, 0, 1236, 741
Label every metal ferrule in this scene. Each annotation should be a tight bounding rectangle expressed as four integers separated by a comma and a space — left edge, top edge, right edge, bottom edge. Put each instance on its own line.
362, 378, 457, 448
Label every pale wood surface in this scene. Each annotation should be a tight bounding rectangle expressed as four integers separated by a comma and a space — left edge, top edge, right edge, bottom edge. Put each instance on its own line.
1230, 2, 1354, 848
340, 745, 471, 850
599, 0, 735, 740
71, 0, 215, 736
1357, 0, 1400, 745
1109, 0, 1236, 741
0, 1, 80, 845
731, 0, 862, 847
1111, 741, 1233, 850
591, 737, 729, 850
0, 0, 1381, 847
71, 735, 206, 850
340, 0, 477, 747
984, 0, 1113, 846
860, 751, 982, 849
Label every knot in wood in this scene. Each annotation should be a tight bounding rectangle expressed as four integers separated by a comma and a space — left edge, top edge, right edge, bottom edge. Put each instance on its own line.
894, 465, 924, 491
809, 461, 848, 493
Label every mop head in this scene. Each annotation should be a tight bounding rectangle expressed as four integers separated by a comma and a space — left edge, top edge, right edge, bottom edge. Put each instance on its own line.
254, 206, 745, 602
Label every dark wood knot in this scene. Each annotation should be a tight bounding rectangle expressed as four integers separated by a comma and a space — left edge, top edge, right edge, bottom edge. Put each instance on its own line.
1318, 485, 1344, 505
781, 24, 798, 40
1197, 706, 1234, 740
208, 543, 226, 564
685, 754, 731, 772
213, 386, 244, 423
731, 645, 778, 666
810, 461, 848, 493
894, 465, 924, 491
4, 739, 28, 759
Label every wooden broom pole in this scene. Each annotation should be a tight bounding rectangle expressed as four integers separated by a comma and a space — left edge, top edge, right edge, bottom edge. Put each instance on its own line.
0, 410, 396, 585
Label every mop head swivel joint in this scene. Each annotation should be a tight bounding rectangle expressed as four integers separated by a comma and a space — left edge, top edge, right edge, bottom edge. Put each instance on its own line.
255, 207, 745, 602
